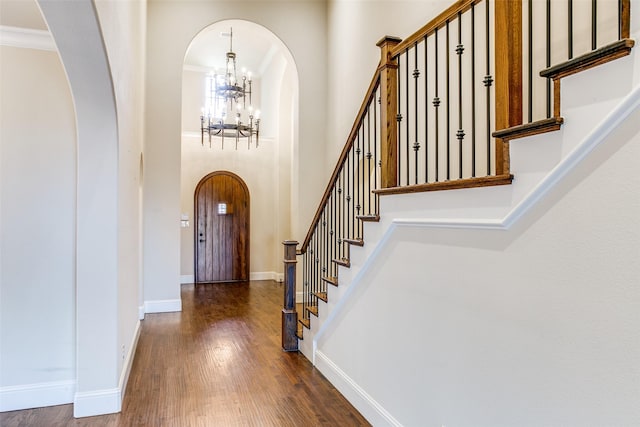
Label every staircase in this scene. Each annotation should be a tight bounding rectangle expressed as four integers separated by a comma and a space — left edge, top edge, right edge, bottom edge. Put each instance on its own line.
282, 0, 639, 425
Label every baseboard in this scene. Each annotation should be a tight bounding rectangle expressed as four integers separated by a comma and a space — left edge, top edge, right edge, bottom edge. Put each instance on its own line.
119, 320, 141, 402
144, 299, 182, 314
314, 351, 402, 427
138, 305, 145, 320
180, 274, 194, 284
73, 387, 120, 418
296, 291, 304, 303
0, 380, 75, 412
249, 271, 284, 282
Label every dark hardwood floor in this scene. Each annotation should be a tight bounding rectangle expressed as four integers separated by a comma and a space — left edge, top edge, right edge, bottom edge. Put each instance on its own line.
1, 281, 369, 426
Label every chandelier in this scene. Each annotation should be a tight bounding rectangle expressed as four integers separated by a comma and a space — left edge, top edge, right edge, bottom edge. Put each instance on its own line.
201, 28, 260, 149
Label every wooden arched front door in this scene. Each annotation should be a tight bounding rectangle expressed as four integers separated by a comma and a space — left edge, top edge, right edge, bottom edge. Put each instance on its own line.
194, 171, 250, 283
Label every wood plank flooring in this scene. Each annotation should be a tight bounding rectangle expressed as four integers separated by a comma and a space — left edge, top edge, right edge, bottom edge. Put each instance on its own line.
0, 281, 370, 427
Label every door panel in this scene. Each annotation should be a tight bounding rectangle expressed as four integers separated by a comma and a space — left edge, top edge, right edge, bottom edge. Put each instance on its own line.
195, 171, 249, 282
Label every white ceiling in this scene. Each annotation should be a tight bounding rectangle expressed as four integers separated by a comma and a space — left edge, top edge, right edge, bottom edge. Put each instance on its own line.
183, 20, 280, 78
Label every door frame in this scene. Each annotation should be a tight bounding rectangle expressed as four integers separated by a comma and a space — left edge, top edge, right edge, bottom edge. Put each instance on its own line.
194, 170, 250, 283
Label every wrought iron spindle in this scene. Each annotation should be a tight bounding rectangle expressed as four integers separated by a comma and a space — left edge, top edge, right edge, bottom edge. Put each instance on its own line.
592, 0, 597, 50
397, 53, 403, 185
405, 48, 410, 186
484, 0, 493, 175
413, 43, 420, 185
446, 20, 451, 181
356, 130, 361, 238
546, 0, 551, 118
471, 3, 477, 177
434, 28, 440, 182
568, 0, 574, 59
424, 35, 429, 182
456, 13, 465, 180
528, 0, 533, 123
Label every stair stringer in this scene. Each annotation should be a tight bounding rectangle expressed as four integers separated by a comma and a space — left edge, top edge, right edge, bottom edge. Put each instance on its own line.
299, 52, 640, 425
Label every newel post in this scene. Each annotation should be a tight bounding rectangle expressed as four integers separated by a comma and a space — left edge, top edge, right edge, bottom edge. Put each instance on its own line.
281, 240, 299, 352
494, 0, 523, 175
377, 36, 402, 188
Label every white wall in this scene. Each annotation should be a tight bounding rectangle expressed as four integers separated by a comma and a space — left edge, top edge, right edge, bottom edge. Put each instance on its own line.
326, 0, 452, 169
145, 0, 327, 303
0, 45, 77, 408
94, 0, 146, 398
317, 104, 640, 425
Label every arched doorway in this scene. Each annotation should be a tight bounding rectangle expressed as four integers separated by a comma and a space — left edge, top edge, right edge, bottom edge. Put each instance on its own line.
194, 171, 250, 283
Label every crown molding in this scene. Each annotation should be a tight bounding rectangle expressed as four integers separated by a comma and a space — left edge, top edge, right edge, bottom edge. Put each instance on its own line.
0, 25, 56, 51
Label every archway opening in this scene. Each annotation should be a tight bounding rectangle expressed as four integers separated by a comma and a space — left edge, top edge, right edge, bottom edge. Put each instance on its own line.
180, 19, 298, 284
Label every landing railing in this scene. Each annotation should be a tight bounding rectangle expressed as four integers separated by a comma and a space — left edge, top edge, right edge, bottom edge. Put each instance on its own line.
283, 0, 632, 345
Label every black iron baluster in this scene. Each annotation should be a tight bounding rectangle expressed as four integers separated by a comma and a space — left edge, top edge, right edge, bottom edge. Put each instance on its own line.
338, 169, 343, 261
456, 12, 465, 180
446, 20, 451, 181
345, 150, 351, 244
374, 90, 378, 212
471, 3, 477, 177
528, 0, 533, 123
484, 0, 493, 175
434, 28, 440, 182
413, 43, 420, 185
546, 0, 551, 118
405, 49, 410, 186
356, 129, 361, 238
396, 54, 403, 186
367, 104, 372, 216
592, 0, 597, 50
568, 0, 574, 59
424, 35, 429, 183
351, 143, 356, 238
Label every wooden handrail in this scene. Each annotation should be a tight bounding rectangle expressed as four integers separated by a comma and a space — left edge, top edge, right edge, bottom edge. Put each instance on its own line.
300, 67, 382, 253
390, 0, 481, 57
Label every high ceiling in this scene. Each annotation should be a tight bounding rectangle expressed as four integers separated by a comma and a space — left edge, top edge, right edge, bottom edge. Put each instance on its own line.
183, 20, 280, 78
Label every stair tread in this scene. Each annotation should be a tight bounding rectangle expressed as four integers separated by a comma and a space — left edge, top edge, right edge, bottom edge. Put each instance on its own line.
343, 238, 364, 246
322, 276, 339, 287
299, 318, 310, 329
314, 291, 328, 302
306, 305, 318, 316
374, 174, 513, 196
540, 38, 635, 80
332, 258, 351, 268
493, 117, 564, 140
357, 214, 380, 222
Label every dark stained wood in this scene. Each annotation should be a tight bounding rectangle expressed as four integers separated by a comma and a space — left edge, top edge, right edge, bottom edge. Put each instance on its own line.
494, 0, 523, 175
540, 39, 635, 80
195, 171, 249, 283
377, 36, 401, 189
493, 117, 564, 140
391, 0, 481, 56
374, 174, 514, 196
0, 281, 370, 426
300, 67, 383, 253
282, 241, 299, 352
621, 0, 630, 39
